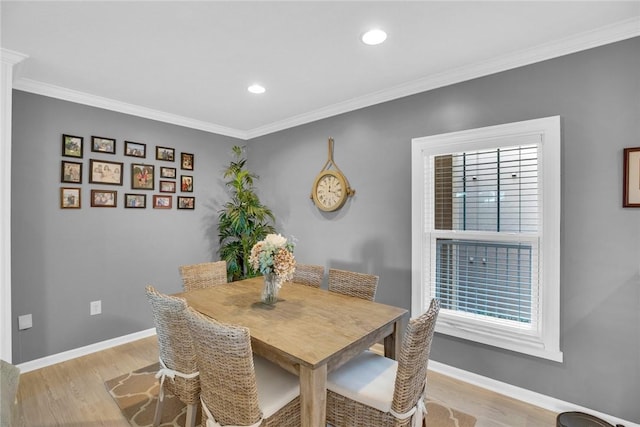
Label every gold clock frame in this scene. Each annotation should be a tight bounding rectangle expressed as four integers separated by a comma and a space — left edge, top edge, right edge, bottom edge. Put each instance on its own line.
310, 138, 355, 212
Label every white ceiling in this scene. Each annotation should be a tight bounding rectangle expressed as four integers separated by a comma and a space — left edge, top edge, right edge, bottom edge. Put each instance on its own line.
2, 1, 639, 139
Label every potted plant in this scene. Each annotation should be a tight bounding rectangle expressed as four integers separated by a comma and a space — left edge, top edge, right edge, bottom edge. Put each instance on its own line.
218, 146, 275, 281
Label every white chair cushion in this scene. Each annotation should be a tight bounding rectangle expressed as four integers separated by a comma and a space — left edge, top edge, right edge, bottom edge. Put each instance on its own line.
327, 350, 397, 413
254, 356, 300, 418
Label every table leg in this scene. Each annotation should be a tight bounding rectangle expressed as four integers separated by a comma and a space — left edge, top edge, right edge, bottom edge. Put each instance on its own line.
299, 364, 327, 427
384, 316, 407, 360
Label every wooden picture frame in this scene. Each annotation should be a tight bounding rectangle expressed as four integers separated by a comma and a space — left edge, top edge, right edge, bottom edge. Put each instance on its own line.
623, 146, 640, 207
90, 189, 117, 207
61, 160, 82, 184
156, 146, 175, 162
159, 180, 176, 193
160, 167, 176, 179
181, 175, 193, 192
124, 141, 146, 158
177, 196, 195, 210
62, 134, 83, 158
89, 159, 123, 185
131, 163, 155, 190
153, 195, 172, 209
60, 187, 81, 209
91, 136, 116, 154
124, 193, 146, 209
181, 152, 194, 170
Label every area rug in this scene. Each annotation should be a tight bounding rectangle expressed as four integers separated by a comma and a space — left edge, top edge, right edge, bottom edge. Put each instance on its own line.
106, 363, 476, 427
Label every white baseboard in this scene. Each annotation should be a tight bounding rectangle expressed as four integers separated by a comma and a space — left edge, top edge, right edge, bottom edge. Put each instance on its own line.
16, 328, 156, 374
429, 360, 638, 427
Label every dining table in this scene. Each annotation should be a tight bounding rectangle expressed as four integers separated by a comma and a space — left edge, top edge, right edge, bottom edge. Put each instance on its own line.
175, 276, 409, 427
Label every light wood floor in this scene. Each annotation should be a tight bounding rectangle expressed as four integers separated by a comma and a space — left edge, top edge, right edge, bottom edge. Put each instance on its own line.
14, 336, 557, 426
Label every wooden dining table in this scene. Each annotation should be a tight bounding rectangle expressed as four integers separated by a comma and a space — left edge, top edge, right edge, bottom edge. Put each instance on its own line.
176, 276, 408, 427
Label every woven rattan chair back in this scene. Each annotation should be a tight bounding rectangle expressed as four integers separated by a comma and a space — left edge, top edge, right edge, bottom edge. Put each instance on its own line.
186, 307, 263, 426
179, 260, 227, 292
292, 263, 324, 288
328, 268, 378, 301
145, 286, 200, 427
326, 298, 440, 427
185, 307, 301, 427
391, 298, 440, 418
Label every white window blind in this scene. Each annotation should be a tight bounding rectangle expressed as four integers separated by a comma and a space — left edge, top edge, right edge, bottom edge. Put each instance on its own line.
432, 145, 539, 328
411, 116, 562, 362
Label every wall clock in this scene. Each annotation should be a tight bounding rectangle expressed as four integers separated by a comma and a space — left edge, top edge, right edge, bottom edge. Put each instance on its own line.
311, 138, 355, 212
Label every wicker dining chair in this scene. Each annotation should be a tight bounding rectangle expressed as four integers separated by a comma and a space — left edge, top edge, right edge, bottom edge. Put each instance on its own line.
145, 286, 200, 427
185, 307, 301, 427
179, 260, 227, 292
292, 263, 324, 288
326, 298, 440, 427
327, 268, 379, 301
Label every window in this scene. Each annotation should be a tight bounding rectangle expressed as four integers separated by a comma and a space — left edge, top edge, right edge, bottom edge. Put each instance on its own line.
411, 116, 562, 362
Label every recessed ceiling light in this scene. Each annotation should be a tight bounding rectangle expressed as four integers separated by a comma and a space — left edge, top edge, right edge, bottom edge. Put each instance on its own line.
361, 29, 387, 46
248, 84, 266, 94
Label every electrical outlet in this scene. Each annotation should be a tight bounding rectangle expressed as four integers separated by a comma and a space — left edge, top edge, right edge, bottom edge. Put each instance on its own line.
90, 300, 102, 315
18, 314, 33, 330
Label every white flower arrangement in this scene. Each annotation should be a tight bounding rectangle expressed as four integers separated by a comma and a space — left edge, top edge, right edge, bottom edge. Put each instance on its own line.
249, 234, 296, 286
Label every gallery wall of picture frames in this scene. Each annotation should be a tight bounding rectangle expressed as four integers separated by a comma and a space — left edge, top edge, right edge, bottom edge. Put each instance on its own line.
60, 134, 196, 210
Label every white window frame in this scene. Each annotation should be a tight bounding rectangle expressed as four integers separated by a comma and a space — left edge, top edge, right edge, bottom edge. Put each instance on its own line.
411, 116, 562, 362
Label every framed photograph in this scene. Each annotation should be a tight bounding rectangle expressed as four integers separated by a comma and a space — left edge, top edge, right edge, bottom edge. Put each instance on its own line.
124, 193, 146, 209
131, 163, 155, 190
62, 134, 83, 158
61, 160, 83, 184
156, 146, 175, 162
177, 196, 195, 210
90, 189, 117, 207
160, 180, 176, 193
91, 136, 116, 154
153, 195, 172, 209
124, 141, 146, 158
181, 175, 193, 192
60, 187, 81, 209
623, 146, 640, 207
181, 152, 194, 170
89, 159, 123, 185
160, 167, 176, 179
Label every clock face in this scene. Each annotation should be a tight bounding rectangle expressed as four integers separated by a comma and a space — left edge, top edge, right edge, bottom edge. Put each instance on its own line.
313, 171, 347, 211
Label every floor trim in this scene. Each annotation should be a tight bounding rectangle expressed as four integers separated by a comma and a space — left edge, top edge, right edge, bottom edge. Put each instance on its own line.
16, 328, 156, 373
429, 360, 638, 427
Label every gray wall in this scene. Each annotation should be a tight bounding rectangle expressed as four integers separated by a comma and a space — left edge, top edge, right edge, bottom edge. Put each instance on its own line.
247, 37, 640, 422
11, 91, 241, 362
10, 38, 639, 422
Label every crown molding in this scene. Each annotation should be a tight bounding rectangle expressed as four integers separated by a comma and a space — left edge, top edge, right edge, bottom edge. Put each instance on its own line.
245, 17, 640, 139
10, 17, 639, 141
1, 48, 29, 66
12, 78, 249, 140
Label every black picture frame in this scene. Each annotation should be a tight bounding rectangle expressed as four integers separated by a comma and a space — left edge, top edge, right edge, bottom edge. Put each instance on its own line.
181, 152, 194, 170
160, 167, 176, 179
131, 163, 155, 190
62, 134, 83, 158
156, 146, 175, 162
623, 146, 640, 207
90, 189, 117, 207
61, 160, 83, 184
181, 175, 193, 192
177, 196, 195, 210
124, 193, 146, 209
89, 159, 124, 185
91, 136, 116, 154
124, 141, 147, 158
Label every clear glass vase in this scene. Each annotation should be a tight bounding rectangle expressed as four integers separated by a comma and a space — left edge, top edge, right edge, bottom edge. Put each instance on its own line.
261, 273, 279, 305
